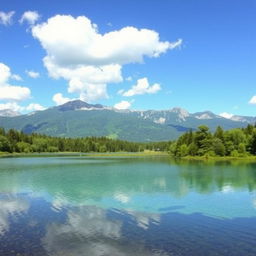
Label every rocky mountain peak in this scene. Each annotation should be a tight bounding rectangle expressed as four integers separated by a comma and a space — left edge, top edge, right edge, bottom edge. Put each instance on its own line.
170, 107, 190, 121
193, 111, 218, 120
57, 100, 104, 111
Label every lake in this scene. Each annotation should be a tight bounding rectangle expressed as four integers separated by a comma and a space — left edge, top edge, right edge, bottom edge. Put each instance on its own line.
0, 156, 256, 256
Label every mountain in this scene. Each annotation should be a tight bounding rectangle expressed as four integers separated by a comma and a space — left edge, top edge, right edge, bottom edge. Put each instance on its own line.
0, 100, 254, 141
0, 109, 21, 117
56, 100, 104, 111
229, 115, 256, 123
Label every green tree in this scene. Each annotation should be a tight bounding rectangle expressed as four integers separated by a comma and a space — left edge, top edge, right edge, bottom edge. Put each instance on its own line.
32, 138, 48, 152
179, 144, 188, 157
0, 135, 11, 152
194, 126, 213, 155
214, 126, 225, 142
249, 130, 256, 155
16, 142, 32, 153
212, 138, 225, 156
238, 143, 246, 155
188, 142, 198, 156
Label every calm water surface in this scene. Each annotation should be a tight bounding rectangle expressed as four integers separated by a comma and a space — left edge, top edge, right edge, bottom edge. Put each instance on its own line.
0, 156, 256, 255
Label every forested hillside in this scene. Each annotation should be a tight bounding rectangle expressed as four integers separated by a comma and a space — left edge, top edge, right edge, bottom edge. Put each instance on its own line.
0, 128, 171, 153
0, 100, 253, 142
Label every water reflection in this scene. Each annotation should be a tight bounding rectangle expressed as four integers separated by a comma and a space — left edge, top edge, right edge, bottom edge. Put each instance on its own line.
0, 157, 256, 255
1, 158, 256, 197
43, 206, 124, 256
176, 159, 256, 193
0, 195, 29, 235
0, 194, 256, 256
0, 157, 255, 217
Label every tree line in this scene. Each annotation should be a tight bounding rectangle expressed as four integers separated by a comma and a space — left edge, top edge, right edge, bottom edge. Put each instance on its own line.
169, 124, 256, 157
1, 124, 256, 156
0, 128, 171, 153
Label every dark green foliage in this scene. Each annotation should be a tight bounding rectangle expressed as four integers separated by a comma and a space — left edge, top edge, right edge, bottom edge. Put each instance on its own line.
0, 127, 171, 153
171, 124, 256, 157
250, 131, 256, 155
0, 135, 11, 152
1, 123, 256, 157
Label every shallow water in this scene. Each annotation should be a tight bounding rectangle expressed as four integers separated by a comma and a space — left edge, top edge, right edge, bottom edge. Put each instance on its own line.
0, 156, 256, 255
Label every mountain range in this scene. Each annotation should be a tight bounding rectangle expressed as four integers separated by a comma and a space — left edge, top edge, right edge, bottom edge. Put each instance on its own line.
0, 100, 255, 142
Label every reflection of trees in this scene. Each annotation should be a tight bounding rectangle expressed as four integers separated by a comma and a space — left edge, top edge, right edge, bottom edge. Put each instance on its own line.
172, 159, 256, 194
0, 157, 190, 203
0, 157, 256, 206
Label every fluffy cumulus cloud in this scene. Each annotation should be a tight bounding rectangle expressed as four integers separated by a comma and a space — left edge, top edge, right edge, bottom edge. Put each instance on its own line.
26, 103, 45, 111
0, 11, 15, 25
20, 11, 40, 25
119, 77, 161, 97
114, 100, 132, 110
52, 93, 72, 105
0, 86, 31, 101
0, 63, 31, 101
0, 102, 45, 112
26, 70, 40, 78
0, 102, 23, 112
219, 112, 234, 119
32, 15, 181, 102
0, 63, 44, 113
249, 96, 256, 104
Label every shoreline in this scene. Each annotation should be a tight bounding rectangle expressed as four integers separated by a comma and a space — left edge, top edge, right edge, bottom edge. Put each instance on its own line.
0, 151, 169, 158
1, 152, 256, 161
174, 155, 256, 162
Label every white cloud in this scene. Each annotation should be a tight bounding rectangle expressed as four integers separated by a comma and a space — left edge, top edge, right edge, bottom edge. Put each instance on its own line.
219, 112, 234, 119
52, 93, 72, 105
0, 63, 11, 84
0, 63, 31, 101
114, 100, 132, 110
249, 96, 256, 104
31, 14, 181, 102
11, 74, 22, 81
0, 86, 30, 101
0, 102, 45, 112
26, 103, 45, 111
0, 11, 15, 26
26, 70, 40, 78
20, 11, 40, 25
154, 117, 166, 124
126, 76, 132, 81
120, 77, 161, 97
0, 102, 23, 112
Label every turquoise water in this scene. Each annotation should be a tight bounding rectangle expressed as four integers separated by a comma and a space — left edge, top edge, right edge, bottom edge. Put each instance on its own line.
0, 156, 256, 255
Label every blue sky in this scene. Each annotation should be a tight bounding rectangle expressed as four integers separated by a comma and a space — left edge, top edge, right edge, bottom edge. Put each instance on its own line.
0, 0, 255, 117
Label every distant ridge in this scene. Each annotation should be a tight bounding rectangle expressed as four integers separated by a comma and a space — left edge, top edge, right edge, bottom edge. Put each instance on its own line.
0, 100, 255, 142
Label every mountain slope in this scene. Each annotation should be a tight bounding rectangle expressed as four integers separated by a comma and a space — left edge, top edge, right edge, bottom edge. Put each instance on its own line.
0, 100, 253, 141
0, 102, 180, 141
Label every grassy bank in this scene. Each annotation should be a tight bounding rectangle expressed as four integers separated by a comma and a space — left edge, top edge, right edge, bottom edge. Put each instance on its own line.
0, 151, 169, 158
177, 155, 256, 161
